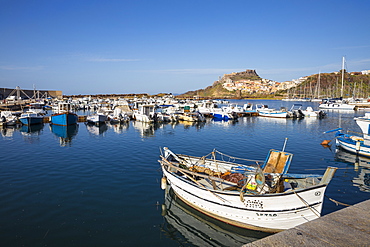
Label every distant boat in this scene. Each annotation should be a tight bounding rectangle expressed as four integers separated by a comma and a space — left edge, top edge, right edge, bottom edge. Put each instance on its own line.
50, 102, 78, 126
256, 104, 290, 118
319, 57, 356, 110
289, 104, 305, 118
318, 99, 355, 110
0, 111, 18, 126
87, 112, 108, 125
178, 112, 206, 122
19, 112, 44, 125
159, 146, 337, 233
243, 103, 257, 113
211, 111, 237, 121
133, 104, 157, 123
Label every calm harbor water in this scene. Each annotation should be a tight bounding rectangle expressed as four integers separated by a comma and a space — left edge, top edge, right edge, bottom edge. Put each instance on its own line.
1, 99, 369, 246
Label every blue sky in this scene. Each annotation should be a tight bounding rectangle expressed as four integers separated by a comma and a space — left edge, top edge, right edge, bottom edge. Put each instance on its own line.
1, 0, 370, 95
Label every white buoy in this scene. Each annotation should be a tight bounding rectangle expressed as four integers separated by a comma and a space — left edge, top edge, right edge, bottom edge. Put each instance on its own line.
161, 177, 167, 190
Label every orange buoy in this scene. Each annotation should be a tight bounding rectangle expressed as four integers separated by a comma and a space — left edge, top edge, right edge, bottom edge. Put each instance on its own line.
321, 140, 331, 145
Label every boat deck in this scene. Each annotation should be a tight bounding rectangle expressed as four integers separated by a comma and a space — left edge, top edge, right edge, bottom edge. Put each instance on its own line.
243, 199, 370, 246
197, 178, 238, 191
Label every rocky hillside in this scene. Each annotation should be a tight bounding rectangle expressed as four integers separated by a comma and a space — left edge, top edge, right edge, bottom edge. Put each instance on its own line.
179, 69, 263, 98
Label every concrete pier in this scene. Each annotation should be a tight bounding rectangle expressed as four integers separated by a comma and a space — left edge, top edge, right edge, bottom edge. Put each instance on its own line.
243, 199, 370, 247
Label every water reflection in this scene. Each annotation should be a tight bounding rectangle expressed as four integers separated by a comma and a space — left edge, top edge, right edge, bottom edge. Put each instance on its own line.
178, 120, 206, 130
109, 122, 130, 134
1, 125, 18, 139
212, 119, 239, 127
335, 149, 370, 192
132, 121, 155, 138
50, 124, 79, 146
86, 122, 108, 136
161, 188, 270, 247
20, 123, 44, 143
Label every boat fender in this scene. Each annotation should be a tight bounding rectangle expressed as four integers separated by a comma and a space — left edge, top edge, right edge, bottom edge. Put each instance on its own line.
161, 177, 167, 190
161, 204, 167, 216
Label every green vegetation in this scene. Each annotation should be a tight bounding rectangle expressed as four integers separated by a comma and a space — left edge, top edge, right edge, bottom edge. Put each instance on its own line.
283, 72, 370, 98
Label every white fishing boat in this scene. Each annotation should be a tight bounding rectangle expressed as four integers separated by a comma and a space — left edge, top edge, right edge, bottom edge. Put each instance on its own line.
0, 111, 18, 126
159, 144, 337, 233
256, 104, 290, 118
107, 108, 130, 123
221, 103, 244, 115
133, 104, 158, 123
243, 103, 256, 113
334, 131, 370, 157
86, 112, 108, 125
197, 101, 221, 115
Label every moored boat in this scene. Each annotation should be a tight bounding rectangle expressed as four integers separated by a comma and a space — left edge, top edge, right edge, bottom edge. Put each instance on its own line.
87, 112, 108, 125
256, 104, 290, 118
50, 102, 78, 126
318, 100, 355, 110
354, 113, 370, 136
334, 131, 370, 157
159, 146, 337, 233
19, 112, 44, 125
0, 111, 19, 126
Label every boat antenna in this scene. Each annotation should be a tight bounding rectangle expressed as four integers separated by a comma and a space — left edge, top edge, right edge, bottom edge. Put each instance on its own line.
282, 138, 288, 152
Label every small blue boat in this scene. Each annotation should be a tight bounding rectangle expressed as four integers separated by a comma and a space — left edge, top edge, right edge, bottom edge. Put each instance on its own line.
51, 112, 78, 126
50, 102, 78, 126
211, 112, 236, 121
19, 113, 44, 125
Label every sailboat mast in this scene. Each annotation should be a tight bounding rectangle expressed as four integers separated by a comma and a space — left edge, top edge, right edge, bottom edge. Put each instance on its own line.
341, 56, 345, 98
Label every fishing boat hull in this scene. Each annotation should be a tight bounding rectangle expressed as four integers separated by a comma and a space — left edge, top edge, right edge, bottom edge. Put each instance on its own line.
335, 134, 370, 157
159, 148, 336, 233
258, 111, 289, 118
87, 114, 108, 124
161, 163, 328, 233
19, 114, 44, 125
211, 112, 235, 120
355, 116, 370, 135
51, 112, 78, 126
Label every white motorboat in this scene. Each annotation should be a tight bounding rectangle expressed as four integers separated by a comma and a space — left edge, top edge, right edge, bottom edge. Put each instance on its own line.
256, 104, 290, 118
87, 112, 108, 125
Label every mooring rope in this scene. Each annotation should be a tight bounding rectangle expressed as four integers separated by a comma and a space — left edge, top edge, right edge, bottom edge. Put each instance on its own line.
292, 189, 321, 218
213, 149, 264, 163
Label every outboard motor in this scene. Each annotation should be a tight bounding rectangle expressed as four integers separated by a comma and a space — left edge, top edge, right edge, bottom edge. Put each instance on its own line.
319, 110, 326, 118
298, 109, 305, 118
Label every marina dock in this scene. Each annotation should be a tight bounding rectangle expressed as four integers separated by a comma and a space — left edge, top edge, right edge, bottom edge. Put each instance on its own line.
243, 199, 370, 247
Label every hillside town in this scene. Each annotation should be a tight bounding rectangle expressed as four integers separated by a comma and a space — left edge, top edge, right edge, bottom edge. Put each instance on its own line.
219, 69, 370, 95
